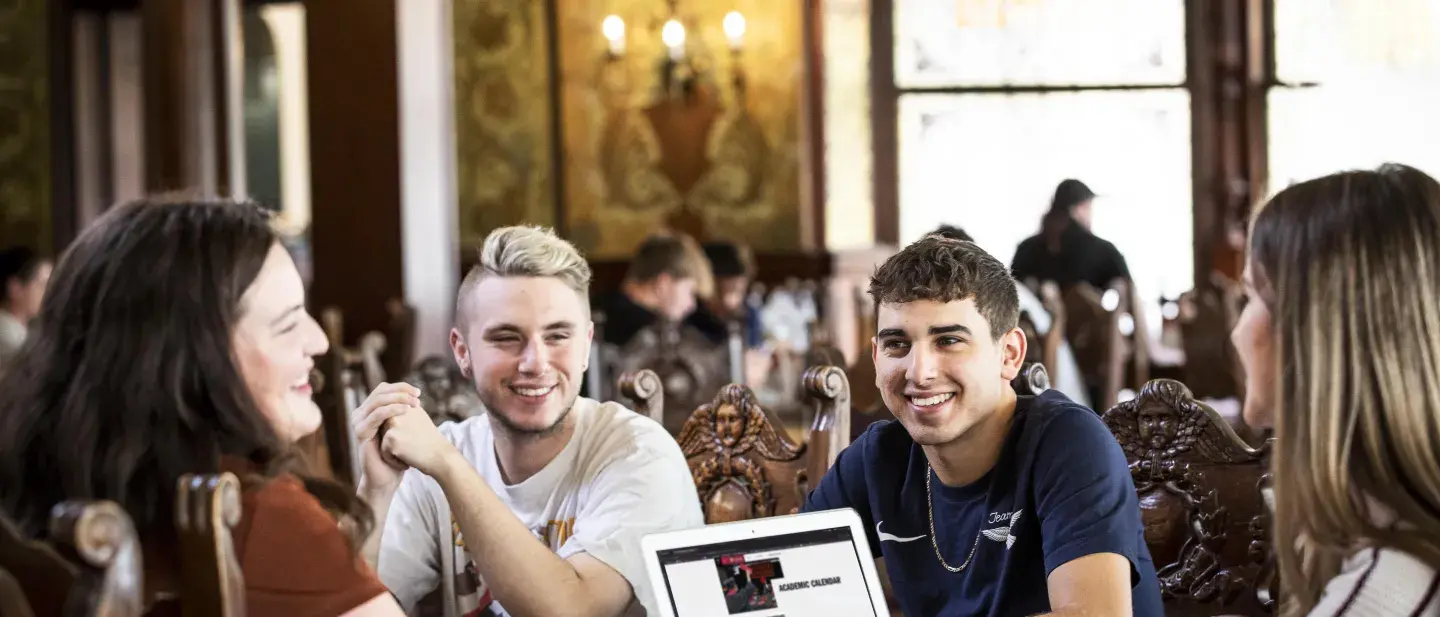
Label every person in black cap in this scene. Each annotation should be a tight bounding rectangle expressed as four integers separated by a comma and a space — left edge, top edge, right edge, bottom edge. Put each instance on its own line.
684, 241, 755, 345
1010, 179, 1130, 291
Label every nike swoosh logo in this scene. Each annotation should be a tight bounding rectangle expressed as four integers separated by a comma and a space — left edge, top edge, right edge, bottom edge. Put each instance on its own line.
876, 521, 926, 543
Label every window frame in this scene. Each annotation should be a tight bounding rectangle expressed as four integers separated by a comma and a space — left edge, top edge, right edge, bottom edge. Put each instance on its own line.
870, 0, 1276, 285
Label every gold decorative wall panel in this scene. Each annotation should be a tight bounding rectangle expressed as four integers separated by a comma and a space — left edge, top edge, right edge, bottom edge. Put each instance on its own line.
557, 0, 802, 258
453, 0, 555, 246
0, 0, 52, 252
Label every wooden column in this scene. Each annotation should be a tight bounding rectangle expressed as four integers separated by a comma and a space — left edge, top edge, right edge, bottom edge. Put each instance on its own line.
1187, 0, 1270, 284
141, 0, 244, 195
800, 0, 827, 251
869, 0, 899, 246
305, 0, 404, 340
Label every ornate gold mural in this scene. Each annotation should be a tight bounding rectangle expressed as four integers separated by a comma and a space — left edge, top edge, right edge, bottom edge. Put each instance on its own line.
453, 0, 555, 246
0, 0, 52, 252
557, 0, 802, 258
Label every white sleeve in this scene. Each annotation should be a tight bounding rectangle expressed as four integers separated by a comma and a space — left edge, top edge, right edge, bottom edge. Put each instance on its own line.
1309, 549, 1440, 617
555, 437, 705, 616
377, 468, 445, 612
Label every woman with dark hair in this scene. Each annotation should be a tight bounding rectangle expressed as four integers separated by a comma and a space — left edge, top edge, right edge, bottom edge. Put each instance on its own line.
1011, 178, 1130, 290
0, 198, 404, 616
1232, 164, 1440, 616
0, 245, 52, 370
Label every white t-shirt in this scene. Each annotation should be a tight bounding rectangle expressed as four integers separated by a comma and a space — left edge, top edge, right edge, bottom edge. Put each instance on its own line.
377, 397, 705, 617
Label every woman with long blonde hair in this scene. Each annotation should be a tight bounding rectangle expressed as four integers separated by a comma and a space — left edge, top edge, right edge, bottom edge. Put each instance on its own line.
1232, 163, 1440, 615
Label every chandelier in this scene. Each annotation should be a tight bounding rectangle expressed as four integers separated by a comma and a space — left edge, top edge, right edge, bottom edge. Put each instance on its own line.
599, 3, 748, 100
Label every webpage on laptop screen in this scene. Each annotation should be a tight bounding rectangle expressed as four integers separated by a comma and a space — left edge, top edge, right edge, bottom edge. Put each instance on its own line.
656, 526, 878, 617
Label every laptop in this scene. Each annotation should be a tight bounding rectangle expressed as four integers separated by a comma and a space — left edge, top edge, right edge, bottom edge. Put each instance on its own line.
641, 508, 889, 617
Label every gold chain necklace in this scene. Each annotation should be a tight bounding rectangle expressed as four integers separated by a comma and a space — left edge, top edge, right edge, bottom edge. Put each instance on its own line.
925, 465, 984, 573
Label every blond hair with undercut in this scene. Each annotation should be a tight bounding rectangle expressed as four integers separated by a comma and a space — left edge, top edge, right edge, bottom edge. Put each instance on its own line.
456, 225, 592, 326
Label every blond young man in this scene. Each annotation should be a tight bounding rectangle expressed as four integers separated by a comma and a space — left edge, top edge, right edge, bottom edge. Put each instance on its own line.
353, 226, 704, 617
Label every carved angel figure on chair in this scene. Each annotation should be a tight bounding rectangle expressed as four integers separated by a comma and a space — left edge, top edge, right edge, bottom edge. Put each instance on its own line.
1102, 379, 1271, 616
677, 384, 802, 523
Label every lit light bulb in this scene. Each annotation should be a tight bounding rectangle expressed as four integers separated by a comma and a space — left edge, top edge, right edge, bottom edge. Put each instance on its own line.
601, 15, 626, 56
1101, 289, 1121, 311
723, 11, 746, 50
661, 18, 686, 60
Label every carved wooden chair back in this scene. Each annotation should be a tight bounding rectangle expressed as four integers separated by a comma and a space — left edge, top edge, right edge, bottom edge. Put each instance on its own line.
0, 500, 143, 617
1101, 379, 1276, 617
1010, 362, 1051, 397
675, 366, 851, 524
1062, 283, 1127, 409
1119, 279, 1152, 392
381, 299, 418, 382
1179, 273, 1246, 400
1018, 312, 1045, 366
312, 307, 392, 486
174, 473, 245, 617
404, 355, 485, 425
617, 369, 665, 423
587, 311, 615, 402
610, 321, 730, 434
845, 286, 884, 443
1037, 282, 1066, 385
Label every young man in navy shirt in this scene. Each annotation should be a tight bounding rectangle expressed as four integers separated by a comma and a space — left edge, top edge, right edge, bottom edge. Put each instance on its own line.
803, 234, 1163, 616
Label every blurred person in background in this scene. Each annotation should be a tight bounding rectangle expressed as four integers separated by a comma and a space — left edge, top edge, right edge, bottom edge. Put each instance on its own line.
592, 233, 701, 348
1012, 179, 1130, 292
0, 246, 52, 372
686, 240, 755, 345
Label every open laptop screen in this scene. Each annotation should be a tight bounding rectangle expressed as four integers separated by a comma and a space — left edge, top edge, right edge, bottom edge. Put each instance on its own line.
654, 525, 880, 617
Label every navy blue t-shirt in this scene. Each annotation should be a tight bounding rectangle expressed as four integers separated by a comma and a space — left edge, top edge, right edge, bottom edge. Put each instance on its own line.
802, 390, 1163, 616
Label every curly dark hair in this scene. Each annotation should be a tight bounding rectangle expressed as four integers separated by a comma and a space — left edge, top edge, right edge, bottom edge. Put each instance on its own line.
868, 234, 1020, 340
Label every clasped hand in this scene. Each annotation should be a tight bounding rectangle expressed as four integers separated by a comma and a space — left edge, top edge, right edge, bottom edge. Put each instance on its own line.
351, 382, 461, 491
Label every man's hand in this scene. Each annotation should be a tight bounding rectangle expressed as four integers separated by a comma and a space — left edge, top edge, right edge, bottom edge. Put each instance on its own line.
379, 405, 463, 479
352, 382, 421, 495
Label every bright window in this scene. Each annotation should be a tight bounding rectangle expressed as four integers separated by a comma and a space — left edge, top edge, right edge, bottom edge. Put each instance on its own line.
893, 0, 1192, 335
1269, 0, 1440, 190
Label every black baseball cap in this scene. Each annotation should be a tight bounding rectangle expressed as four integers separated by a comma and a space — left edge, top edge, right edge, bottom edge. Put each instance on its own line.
702, 241, 753, 278
1049, 179, 1097, 213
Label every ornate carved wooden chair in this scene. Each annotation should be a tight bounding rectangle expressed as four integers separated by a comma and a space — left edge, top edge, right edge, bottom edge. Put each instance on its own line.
610, 321, 731, 434
404, 355, 484, 425
381, 299, 418, 382
676, 366, 851, 523
308, 307, 390, 486
587, 310, 614, 402
845, 287, 890, 441
1179, 273, 1246, 401
1063, 283, 1128, 410
174, 473, 245, 617
617, 369, 664, 423
0, 500, 143, 617
1036, 282, 1066, 385
1011, 362, 1051, 396
1101, 379, 1276, 616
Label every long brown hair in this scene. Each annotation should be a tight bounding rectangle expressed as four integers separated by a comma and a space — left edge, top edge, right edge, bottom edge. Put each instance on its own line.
0, 197, 371, 545
1249, 163, 1440, 614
